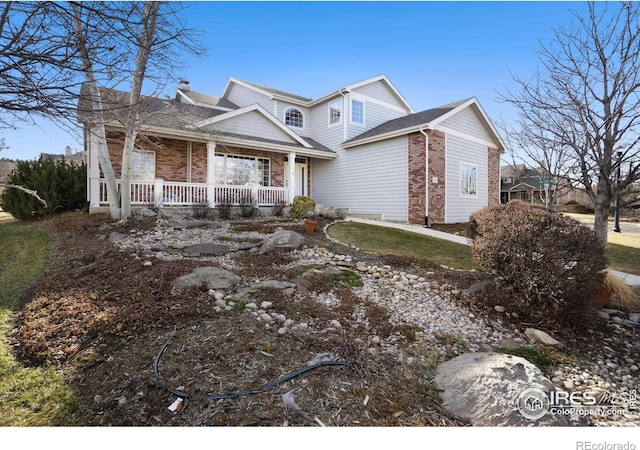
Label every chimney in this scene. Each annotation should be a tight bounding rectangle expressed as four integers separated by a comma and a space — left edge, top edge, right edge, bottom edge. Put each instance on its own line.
179, 80, 191, 91
65, 145, 72, 157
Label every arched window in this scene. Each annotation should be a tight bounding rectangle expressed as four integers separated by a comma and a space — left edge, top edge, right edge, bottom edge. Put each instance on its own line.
284, 107, 304, 128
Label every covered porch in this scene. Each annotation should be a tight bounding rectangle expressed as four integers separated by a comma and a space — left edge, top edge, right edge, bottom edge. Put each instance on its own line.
88, 132, 335, 212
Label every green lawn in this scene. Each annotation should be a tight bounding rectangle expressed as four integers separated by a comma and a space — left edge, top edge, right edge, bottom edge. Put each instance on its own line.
328, 221, 640, 276
327, 221, 477, 270
0, 222, 88, 426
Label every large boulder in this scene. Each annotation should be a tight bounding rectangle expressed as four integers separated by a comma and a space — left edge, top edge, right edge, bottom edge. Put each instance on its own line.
173, 267, 241, 291
258, 230, 305, 255
434, 352, 569, 426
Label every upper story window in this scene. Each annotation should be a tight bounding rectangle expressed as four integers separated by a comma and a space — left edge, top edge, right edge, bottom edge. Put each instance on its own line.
131, 150, 155, 181
284, 107, 304, 128
329, 99, 342, 125
351, 99, 364, 124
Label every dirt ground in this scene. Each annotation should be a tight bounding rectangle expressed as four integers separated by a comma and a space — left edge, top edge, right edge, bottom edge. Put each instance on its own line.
11, 211, 637, 427
11, 211, 492, 427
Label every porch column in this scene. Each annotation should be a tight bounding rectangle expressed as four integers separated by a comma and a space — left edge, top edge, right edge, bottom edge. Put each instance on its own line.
207, 142, 216, 207
288, 151, 296, 203
88, 129, 101, 208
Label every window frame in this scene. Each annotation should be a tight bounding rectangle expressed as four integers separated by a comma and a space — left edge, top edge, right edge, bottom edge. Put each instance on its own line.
328, 98, 342, 126
350, 98, 365, 125
284, 107, 304, 129
214, 153, 271, 187
131, 149, 155, 181
460, 162, 478, 197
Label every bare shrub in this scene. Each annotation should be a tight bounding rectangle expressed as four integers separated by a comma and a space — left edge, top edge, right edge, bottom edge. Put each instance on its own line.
216, 192, 233, 220
239, 192, 257, 218
191, 200, 211, 219
468, 201, 607, 328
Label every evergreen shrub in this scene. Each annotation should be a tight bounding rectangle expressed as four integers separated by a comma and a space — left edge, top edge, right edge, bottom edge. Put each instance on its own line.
1, 158, 87, 220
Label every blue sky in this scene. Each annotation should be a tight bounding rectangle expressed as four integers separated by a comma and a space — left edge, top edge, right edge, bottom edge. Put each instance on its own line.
0, 1, 589, 161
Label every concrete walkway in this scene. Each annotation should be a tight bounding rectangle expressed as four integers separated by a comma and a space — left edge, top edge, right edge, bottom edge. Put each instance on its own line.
346, 217, 640, 286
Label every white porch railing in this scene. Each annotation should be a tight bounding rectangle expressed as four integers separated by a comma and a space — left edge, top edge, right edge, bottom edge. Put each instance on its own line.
98, 179, 289, 207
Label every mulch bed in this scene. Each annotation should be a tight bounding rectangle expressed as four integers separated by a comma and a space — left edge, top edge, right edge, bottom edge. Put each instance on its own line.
10, 211, 474, 426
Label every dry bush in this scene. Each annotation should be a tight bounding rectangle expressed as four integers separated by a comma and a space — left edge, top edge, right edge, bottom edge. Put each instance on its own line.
604, 271, 640, 311
468, 201, 607, 328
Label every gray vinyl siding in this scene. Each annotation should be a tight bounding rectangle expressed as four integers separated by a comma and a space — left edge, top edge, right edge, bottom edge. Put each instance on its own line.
226, 83, 273, 113
276, 101, 311, 136
346, 97, 406, 141
312, 136, 408, 222
352, 80, 404, 107
205, 111, 298, 144
445, 134, 488, 223
440, 106, 494, 142
309, 99, 346, 151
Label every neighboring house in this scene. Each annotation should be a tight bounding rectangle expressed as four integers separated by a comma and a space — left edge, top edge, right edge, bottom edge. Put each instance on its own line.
500, 164, 590, 208
80, 75, 505, 224
41, 146, 87, 166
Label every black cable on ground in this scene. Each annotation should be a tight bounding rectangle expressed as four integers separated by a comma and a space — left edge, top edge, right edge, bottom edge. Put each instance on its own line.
153, 328, 351, 401
206, 360, 352, 401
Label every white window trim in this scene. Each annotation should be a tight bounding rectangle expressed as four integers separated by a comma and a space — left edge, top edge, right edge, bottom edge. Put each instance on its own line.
328, 98, 342, 127
350, 97, 365, 126
131, 149, 156, 181
214, 152, 272, 186
460, 162, 478, 197
284, 107, 305, 130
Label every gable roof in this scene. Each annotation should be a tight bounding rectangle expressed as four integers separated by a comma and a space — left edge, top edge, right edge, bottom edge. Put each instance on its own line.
343, 97, 505, 150
175, 88, 238, 110
192, 103, 314, 149
78, 85, 336, 159
221, 74, 413, 112
222, 78, 312, 104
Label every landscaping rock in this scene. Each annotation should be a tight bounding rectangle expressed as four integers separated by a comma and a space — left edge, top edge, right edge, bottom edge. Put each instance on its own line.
183, 243, 232, 256
434, 352, 567, 426
138, 208, 157, 217
524, 328, 561, 347
172, 267, 241, 291
258, 230, 305, 254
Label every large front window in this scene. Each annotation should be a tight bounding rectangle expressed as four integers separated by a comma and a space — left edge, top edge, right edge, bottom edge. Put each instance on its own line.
214, 154, 271, 186
131, 150, 155, 181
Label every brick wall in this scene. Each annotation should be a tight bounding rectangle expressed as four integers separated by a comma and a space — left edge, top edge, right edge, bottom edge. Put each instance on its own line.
427, 129, 446, 224
487, 147, 500, 206
407, 133, 426, 225
103, 132, 286, 187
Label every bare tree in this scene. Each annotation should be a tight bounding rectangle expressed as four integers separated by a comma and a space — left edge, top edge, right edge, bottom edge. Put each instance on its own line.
1, 1, 205, 219
499, 2, 640, 243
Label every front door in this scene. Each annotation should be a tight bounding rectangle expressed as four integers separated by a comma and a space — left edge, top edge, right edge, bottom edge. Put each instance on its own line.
286, 162, 307, 197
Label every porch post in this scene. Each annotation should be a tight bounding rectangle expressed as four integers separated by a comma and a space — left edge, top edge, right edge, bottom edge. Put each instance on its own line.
288, 151, 296, 203
88, 129, 101, 208
207, 142, 216, 207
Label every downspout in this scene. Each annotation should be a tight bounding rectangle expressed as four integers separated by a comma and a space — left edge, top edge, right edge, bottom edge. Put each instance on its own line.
338, 88, 348, 142
419, 126, 429, 227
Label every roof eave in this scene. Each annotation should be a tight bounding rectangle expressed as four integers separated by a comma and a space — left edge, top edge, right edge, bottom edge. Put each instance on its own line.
103, 123, 337, 160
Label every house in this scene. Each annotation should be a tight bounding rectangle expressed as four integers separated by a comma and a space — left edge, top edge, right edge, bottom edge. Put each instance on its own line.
40, 146, 87, 166
500, 164, 591, 209
81, 75, 505, 224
